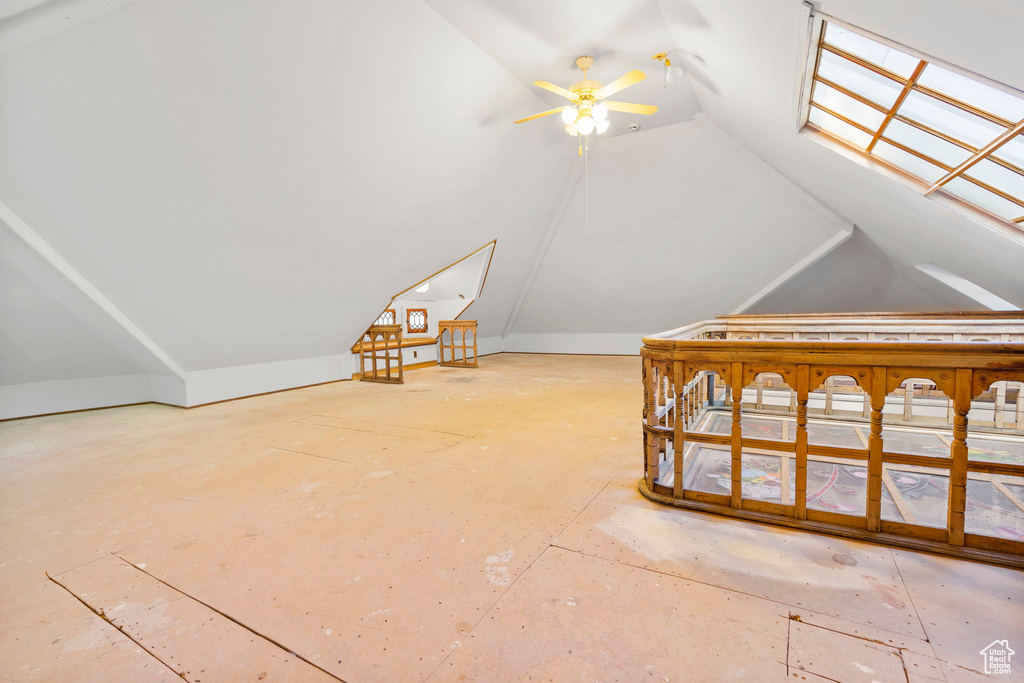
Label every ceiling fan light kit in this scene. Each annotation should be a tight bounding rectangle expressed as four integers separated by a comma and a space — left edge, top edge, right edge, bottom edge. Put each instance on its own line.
514, 55, 658, 149
652, 51, 684, 86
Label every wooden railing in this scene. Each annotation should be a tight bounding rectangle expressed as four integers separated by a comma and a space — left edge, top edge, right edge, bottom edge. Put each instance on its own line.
640, 312, 1024, 568
357, 324, 404, 383
438, 320, 478, 368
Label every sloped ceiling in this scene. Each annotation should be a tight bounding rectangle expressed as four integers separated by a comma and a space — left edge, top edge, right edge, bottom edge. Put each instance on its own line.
659, 0, 1024, 310
0, 228, 164, 385
510, 118, 850, 335
2, 0, 1021, 415
0, 0, 573, 371
422, 0, 702, 138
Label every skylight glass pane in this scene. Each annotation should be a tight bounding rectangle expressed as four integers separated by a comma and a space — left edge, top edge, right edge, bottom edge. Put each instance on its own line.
992, 134, 1024, 168
965, 159, 1024, 202
818, 50, 903, 108
811, 81, 886, 130
809, 106, 874, 148
898, 91, 1005, 148
822, 23, 920, 78
943, 177, 1023, 219
872, 141, 946, 182
884, 119, 971, 167
917, 63, 1024, 123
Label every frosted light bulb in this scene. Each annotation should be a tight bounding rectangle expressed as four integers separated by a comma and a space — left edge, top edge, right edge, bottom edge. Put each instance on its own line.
591, 103, 608, 121
595, 118, 610, 134
576, 115, 595, 135
666, 65, 684, 83
415, 282, 430, 293
561, 106, 577, 124
565, 123, 578, 136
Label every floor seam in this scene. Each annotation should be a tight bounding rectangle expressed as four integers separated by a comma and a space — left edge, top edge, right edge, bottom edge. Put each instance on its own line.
46, 572, 186, 680
889, 547, 933, 650
548, 544, 930, 643
421, 544, 557, 682
109, 553, 347, 683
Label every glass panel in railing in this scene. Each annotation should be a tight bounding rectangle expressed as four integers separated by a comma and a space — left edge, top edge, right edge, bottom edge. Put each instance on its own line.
881, 378, 952, 457
740, 451, 796, 507
805, 457, 868, 516
964, 476, 1024, 542
879, 464, 950, 528
683, 446, 732, 496
740, 373, 795, 442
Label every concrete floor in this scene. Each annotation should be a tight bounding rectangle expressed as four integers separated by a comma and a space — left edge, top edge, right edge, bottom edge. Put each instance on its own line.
1, 354, 1021, 682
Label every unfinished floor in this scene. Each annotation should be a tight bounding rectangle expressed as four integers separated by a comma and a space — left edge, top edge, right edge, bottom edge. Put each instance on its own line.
1, 354, 1021, 682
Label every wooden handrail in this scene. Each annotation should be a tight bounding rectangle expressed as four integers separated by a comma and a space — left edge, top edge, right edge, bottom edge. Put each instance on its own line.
640, 312, 1024, 568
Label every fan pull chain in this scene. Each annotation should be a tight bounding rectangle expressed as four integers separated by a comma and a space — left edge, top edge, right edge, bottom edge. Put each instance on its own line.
585, 135, 589, 226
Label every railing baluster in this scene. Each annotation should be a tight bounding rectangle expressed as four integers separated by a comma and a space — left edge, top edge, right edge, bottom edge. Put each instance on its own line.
730, 362, 743, 508
795, 365, 809, 519
867, 367, 886, 532
673, 362, 685, 498
948, 368, 972, 546
644, 358, 660, 487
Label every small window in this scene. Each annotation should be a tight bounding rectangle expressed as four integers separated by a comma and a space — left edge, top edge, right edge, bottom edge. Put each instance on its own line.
406, 308, 427, 334
375, 309, 396, 325
803, 19, 1024, 230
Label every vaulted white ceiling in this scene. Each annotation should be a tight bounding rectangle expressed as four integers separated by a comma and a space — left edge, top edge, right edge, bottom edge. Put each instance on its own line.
1, 0, 1021, 418
423, 0, 702, 139
660, 0, 1024, 309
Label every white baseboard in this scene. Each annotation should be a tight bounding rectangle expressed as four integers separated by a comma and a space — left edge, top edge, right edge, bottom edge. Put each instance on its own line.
3, 336, 657, 420
184, 353, 354, 407
0, 374, 156, 420
501, 333, 642, 355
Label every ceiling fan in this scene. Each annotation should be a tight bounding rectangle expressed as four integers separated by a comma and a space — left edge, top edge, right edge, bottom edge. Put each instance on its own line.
514, 56, 658, 137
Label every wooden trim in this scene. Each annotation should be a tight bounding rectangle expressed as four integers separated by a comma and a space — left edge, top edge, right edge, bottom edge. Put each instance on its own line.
638, 479, 1024, 569
351, 336, 435, 353
867, 60, 927, 153
819, 43, 906, 86
392, 239, 497, 300
925, 119, 1024, 195
813, 76, 888, 113
809, 103, 876, 136
958, 174, 1024, 211
881, 466, 917, 524
0, 400, 158, 422
913, 84, 1016, 129
406, 308, 428, 334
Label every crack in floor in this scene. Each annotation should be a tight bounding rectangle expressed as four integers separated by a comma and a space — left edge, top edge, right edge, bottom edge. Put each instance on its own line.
100, 554, 349, 683
46, 571, 186, 680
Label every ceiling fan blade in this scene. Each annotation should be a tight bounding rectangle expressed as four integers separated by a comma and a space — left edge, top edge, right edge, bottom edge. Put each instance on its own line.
603, 101, 658, 115
596, 70, 645, 99
532, 80, 575, 100
514, 107, 565, 124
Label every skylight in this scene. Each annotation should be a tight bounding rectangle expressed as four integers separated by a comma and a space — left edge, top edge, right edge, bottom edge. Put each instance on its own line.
803, 20, 1024, 230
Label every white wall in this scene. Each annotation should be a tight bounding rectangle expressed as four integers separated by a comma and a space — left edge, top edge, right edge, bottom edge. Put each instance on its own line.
0, 0, 573, 417
749, 229, 978, 314
507, 118, 851, 343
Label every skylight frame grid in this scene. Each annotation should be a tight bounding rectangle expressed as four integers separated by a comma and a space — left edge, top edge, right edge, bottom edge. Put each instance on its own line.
801, 16, 1024, 232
